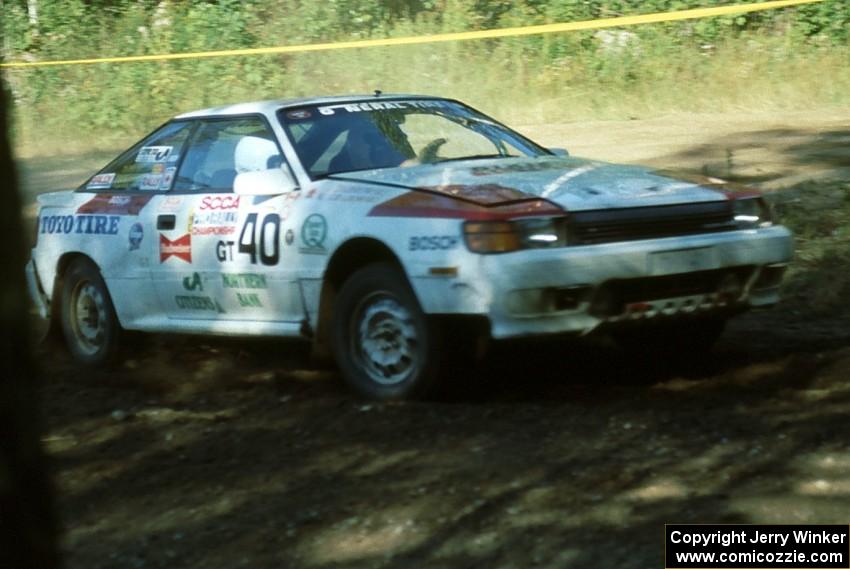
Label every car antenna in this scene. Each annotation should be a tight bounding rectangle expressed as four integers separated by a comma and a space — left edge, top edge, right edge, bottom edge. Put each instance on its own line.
374, 89, 382, 98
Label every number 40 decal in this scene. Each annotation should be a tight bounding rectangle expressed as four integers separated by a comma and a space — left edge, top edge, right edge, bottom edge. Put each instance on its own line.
238, 213, 280, 265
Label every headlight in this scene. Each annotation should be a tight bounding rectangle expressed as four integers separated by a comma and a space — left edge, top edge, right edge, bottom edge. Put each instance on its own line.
733, 197, 773, 229
463, 217, 568, 253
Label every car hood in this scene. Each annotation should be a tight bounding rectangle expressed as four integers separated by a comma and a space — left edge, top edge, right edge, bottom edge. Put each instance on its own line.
329, 156, 735, 212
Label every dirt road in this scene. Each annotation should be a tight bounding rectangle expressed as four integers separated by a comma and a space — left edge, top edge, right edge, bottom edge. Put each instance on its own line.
27, 110, 850, 569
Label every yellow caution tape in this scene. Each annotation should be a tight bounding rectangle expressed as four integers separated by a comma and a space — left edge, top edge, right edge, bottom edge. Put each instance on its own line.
0, 0, 824, 69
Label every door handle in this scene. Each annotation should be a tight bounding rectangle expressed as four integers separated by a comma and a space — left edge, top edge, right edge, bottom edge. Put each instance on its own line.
157, 215, 176, 230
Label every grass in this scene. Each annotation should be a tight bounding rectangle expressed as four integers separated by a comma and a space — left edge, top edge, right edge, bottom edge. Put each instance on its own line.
6, 32, 850, 158
772, 180, 850, 315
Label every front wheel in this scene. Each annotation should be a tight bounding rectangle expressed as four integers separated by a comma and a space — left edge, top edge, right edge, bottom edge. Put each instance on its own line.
331, 263, 441, 400
60, 259, 121, 366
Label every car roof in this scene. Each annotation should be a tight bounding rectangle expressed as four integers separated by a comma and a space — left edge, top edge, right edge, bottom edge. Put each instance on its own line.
174, 93, 447, 119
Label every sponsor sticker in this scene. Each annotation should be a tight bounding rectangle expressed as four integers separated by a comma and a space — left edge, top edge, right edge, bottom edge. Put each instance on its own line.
236, 293, 262, 308
140, 173, 163, 191
77, 194, 153, 216
286, 109, 312, 120
191, 208, 238, 236
300, 214, 327, 254
160, 167, 176, 190
200, 195, 241, 211
159, 195, 183, 213
182, 272, 203, 292
41, 215, 120, 236
160, 233, 192, 263
222, 273, 267, 289
86, 173, 116, 190
317, 100, 448, 116
136, 146, 173, 163
174, 295, 224, 313
128, 222, 144, 251
409, 235, 459, 251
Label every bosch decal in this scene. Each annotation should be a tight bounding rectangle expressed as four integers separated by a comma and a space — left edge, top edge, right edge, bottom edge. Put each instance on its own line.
160, 233, 192, 263
409, 235, 459, 251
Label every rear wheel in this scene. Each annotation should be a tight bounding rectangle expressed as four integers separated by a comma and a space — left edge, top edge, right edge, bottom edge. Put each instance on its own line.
331, 263, 441, 400
60, 259, 121, 366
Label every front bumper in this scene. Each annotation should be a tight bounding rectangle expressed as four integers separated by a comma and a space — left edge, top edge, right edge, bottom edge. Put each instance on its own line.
474, 226, 792, 339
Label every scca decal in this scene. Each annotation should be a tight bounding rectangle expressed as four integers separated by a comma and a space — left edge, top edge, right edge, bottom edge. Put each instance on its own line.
200, 196, 241, 210
160, 234, 192, 263
41, 215, 120, 235
409, 235, 459, 251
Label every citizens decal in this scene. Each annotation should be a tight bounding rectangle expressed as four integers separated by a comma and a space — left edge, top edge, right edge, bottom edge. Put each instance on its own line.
174, 295, 225, 313
160, 233, 192, 263
182, 272, 203, 291
41, 215, 120, 236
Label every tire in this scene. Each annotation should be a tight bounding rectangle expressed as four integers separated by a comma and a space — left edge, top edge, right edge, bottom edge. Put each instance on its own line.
60, 259, 121, 366
613, 317, 727, 356
330, 263, 441, 400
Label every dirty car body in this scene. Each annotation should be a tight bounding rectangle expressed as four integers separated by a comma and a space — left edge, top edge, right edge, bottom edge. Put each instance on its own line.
27, 94, 793, 399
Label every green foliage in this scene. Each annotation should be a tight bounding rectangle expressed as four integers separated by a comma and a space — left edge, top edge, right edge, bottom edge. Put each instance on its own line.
2, 0, 849, 155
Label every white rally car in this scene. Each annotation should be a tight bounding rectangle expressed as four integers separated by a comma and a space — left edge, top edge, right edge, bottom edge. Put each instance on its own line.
27, 94, 793, 399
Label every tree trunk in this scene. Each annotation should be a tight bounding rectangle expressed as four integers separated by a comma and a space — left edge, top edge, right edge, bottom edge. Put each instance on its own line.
0, 67, 60, 569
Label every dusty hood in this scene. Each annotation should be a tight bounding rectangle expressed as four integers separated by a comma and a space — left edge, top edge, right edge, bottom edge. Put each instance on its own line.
329, 156, 732, 212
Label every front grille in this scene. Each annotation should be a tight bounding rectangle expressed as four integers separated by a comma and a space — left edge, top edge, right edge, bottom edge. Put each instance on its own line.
570, 201, 735, 245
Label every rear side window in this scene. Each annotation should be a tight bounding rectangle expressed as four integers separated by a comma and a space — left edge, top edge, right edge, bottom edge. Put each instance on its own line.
173, 117, 282, 193
85, 121, 195, 192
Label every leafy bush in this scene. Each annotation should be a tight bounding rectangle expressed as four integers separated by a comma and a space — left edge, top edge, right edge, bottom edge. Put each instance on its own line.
3, 0, 849, 155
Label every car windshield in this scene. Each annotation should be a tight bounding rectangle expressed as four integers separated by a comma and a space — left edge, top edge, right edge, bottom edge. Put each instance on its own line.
278, 98, 548, 178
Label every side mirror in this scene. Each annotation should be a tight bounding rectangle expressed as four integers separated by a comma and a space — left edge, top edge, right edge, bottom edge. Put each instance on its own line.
234, 168, 298, 196
549, 147, 569, 157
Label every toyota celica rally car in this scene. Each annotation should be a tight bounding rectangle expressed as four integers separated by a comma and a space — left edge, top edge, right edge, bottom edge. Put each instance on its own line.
27, 94, 793, 399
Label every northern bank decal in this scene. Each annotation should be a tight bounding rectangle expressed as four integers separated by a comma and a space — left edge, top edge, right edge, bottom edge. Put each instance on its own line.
160, 233, 192, 263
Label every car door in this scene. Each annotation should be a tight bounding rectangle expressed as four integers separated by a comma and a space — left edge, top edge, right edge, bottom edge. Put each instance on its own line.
151, 115, 304, 324
74, 120, 196, 327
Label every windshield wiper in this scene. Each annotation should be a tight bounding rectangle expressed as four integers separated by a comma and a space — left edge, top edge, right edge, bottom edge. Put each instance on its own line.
432, 154, 511, 164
